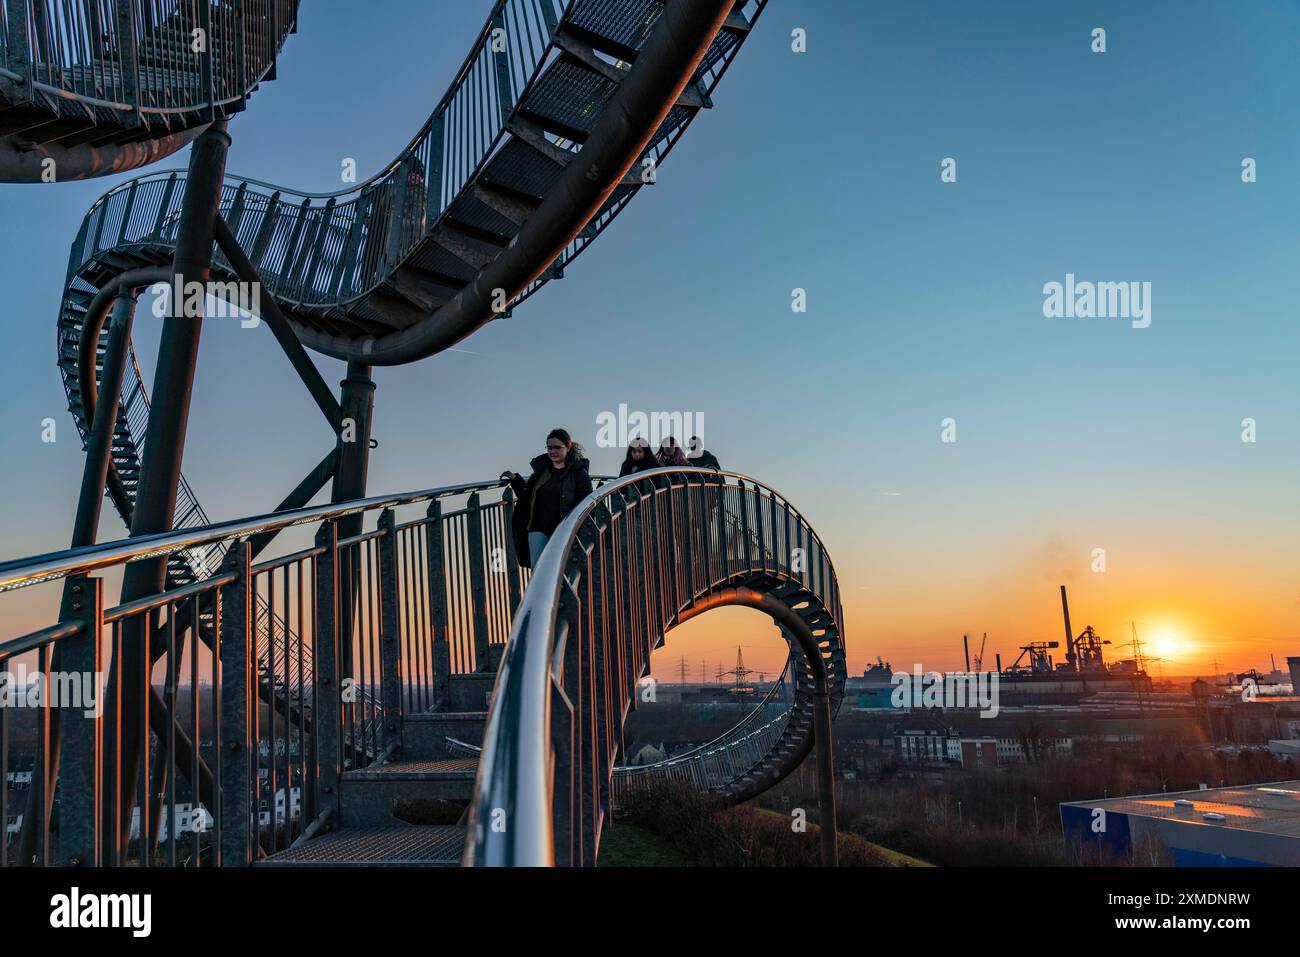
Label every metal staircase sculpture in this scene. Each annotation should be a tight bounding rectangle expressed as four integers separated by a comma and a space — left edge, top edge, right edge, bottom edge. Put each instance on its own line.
0, 0, 813, 868
55, 0, 767, 788
0, 1, 300, 181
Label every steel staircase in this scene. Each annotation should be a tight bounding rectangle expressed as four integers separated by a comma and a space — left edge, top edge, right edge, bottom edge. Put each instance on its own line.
52, 2, 766, 824
259, 667, 500, 867
61, 0, 766, 367
24, 0, 783, 866
0, 1, 299, 181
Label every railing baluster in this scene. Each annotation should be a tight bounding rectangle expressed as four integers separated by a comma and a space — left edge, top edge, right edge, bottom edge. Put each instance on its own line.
427, 110, 446, 223
56, 576, 103, 866
217, 542, 253, 866
502, 487, 523, 615
5, 1, 33, 102
466, 492, 491, 672
114, 0, 140, 125
312, 521, 342, 826
376, 509, 403, 752
424, 499, 451, 707
491, 6, 515, 127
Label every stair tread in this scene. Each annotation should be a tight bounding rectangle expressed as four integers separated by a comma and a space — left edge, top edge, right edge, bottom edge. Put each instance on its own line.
259, 824, 464, 866
343, 757, 478, 781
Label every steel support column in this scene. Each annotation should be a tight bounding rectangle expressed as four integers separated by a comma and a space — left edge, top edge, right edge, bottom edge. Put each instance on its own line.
106, 120, 231, 849
330, 362, 375, 687
331, 362, 375, 525
17, 291, 136, 864
71, 292, 138, 546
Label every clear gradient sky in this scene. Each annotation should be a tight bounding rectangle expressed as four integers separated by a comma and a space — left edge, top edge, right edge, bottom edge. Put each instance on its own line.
1, 1, 1297, 680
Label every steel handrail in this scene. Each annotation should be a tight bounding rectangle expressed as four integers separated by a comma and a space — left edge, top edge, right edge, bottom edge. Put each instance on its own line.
0, 477, 508, 593
0, 472, 620, 594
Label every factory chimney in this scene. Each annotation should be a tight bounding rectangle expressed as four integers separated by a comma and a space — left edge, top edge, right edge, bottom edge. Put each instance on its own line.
1060, 585, 1077, 671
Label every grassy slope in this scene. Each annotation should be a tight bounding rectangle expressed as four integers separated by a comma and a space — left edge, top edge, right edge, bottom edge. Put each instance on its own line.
597, 821, 690, 867
750, 807, 933, 867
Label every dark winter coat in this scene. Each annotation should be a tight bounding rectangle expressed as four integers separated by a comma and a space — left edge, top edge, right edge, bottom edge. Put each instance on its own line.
619, 451, 659, 476
508, 451, 593, 569
688, 449, 721, 471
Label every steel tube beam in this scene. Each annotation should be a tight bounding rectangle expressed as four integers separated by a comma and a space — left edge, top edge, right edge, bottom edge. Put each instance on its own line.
16, 291, 138, 863
70, 292, 137, 547
0, 126, 205, 183
331, 363, 375, 517
331, 362, 374, 680
108, 119, 231, 845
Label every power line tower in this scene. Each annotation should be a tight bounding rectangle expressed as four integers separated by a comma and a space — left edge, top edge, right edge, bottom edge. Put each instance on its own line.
677, 656, 688, 684
717, 646, 757, 695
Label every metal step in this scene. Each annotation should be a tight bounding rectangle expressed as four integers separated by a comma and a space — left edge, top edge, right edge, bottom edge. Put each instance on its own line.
340, 757, 479, 825
447, 672, 496, 712
403, 711, 488, 759
258, 824, 465, 867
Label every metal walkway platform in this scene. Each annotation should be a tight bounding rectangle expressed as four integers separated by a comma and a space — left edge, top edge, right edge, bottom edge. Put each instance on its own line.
260, 826, 466, 867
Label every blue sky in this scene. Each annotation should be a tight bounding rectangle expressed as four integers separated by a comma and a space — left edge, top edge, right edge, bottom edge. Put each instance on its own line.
1, 1, 1297, 676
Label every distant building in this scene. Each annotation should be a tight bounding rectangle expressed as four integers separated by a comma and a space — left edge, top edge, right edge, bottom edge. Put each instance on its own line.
896, 717, 1072, 769
1062, 780, 1300, 866
946, 736, 997, 769
995, 732, 1073, 764
894, 714, 951, 766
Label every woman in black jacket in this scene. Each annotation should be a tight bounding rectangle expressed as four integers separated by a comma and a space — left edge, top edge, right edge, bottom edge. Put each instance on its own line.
502, 428, 593, 569
618, 437, 658, 477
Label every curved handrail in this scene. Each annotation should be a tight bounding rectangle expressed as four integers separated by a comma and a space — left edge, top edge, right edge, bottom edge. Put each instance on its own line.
465, 467, 845, 866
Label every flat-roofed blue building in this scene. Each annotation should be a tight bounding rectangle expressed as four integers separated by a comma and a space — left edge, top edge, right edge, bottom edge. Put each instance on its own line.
1061, 781, 1300, 866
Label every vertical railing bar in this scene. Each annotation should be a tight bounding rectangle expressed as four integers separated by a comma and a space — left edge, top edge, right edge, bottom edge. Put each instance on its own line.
217, 541, 252, 865
312, 521, 341, 827
165, 600, 178, 866
377, 510, 403, 753
55, 576, 102, 866
189, 598, 200, 865
424, 500, 451, 708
